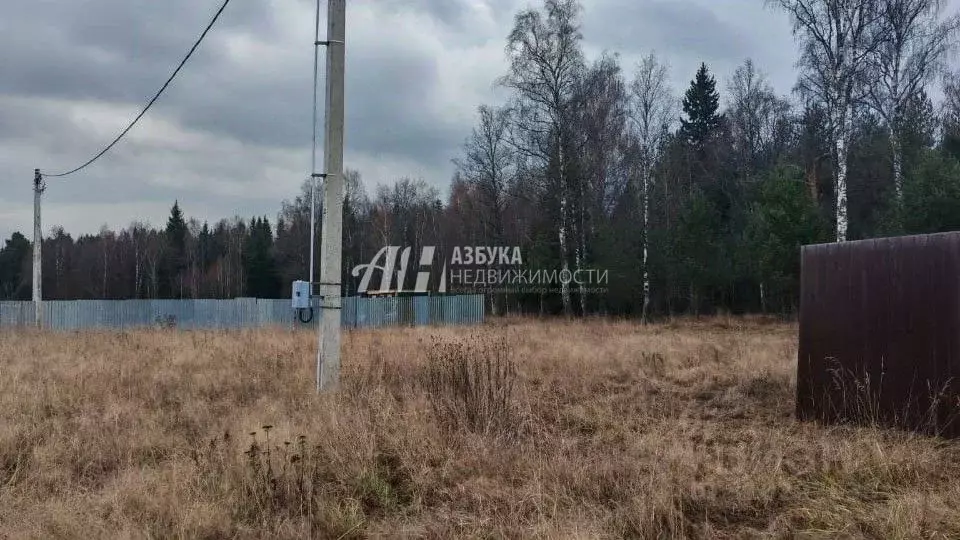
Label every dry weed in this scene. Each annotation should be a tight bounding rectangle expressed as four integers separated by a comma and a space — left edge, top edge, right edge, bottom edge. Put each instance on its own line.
0, 319, 956, 538
422, 335, 518, 437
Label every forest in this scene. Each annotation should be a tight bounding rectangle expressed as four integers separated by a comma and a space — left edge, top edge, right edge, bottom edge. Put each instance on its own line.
2, 0, 960, 317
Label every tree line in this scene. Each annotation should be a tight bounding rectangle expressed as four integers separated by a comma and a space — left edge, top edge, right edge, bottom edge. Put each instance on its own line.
2, 0, 960, 318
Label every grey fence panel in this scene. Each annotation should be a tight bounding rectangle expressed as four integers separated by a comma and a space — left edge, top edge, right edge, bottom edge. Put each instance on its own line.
0, 302, 30, 327
260, 299, 295, 327
193, 300, 215, 329
0, 295, 484, 331
359, 297, 374, 328
353, 297, 379, 328
342, 297, 357, 327
414, 297, 430, 326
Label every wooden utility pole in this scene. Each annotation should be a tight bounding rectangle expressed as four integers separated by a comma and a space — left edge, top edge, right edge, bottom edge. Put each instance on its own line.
32, 169, 44, 328
317, 0, 345, 391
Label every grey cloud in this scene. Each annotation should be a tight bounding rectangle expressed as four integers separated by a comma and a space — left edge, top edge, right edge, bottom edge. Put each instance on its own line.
163, 26, 455, 159
374, 0, 470, 26
583, 0, 751, 62
1, 0, 472, 159
370, 0, 519, 31
0, 0, 276, 103
0, 0, 817, 240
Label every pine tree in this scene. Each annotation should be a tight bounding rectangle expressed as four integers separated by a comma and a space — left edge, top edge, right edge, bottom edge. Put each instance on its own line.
0, 232, 31, 300
244, 217, 280, 298
902, 150, 960, 234
165, 201, 187, 253
680, 63, 721, 150
198, 222, 212, 269
744, 166, 829, 312
160, 201, 188, 298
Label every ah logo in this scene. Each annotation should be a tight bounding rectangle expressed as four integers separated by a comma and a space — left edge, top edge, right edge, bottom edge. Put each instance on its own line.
351, 246, 446, 294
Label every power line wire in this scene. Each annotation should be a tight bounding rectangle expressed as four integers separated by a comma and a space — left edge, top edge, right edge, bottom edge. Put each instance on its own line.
44, 0, 233, 178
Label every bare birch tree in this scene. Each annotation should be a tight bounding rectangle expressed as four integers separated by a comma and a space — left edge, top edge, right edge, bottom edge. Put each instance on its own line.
500, 0, 584, 316
727, 59, 793, 176
866, 0, 959, 200
455, 105, 516, 314
770, 0, 882, 242
569, 53, 630, 315
628, 52, 674, 321
455, 105, 515, 246
944, 70, 960, 140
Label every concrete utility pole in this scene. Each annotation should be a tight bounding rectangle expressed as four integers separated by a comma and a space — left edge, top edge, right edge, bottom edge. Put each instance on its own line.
316, 0, 345, 392
32, 169, 44, 328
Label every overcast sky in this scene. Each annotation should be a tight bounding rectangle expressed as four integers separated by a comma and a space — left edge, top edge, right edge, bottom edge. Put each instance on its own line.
0, 0, 956, 240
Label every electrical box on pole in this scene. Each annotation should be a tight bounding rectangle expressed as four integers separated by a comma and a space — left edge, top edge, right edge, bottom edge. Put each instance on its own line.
292, 280, 312, 309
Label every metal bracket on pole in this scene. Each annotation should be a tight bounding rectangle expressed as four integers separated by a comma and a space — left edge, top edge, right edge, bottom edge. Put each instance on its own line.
314, 281, 343, 309
309, 281, 342, 300
315, 40, 344, 46
34, 170, 46, 193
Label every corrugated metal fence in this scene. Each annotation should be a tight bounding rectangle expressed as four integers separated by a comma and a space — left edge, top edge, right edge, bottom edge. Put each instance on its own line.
0, 295, 484, 331
798, 232, 960, 437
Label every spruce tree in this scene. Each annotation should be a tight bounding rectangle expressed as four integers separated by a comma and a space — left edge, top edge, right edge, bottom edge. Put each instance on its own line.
164, 201, 187, 253
160, 201, 188, 298
680, 63, 721, 150
244, 217, 280, 298
0, 232, 31, 300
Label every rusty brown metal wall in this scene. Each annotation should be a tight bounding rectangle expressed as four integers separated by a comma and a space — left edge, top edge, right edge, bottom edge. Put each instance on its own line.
797, 232, 960, 437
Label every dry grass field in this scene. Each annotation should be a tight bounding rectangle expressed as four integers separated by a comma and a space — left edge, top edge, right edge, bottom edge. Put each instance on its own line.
1, 317, 959, 539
